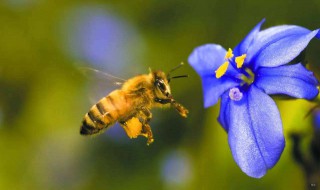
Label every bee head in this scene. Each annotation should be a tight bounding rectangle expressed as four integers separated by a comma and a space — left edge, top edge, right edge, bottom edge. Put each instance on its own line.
151, 63, 188, 99
153, 71, 172, 99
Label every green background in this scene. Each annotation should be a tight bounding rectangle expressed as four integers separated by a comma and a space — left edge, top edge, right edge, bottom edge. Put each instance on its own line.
0, 0, 319, 189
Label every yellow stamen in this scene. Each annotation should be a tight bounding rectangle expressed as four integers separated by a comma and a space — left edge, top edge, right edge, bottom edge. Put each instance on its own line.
215, 61, 229, 78
235, 54, 247, 68
225, 48, 234, 59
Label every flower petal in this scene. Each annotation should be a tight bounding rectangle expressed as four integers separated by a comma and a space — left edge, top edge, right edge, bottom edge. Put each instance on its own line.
255, 63, 319, 99
188, 44, 227, 76
254, 29, 319, 68
246, 25, 313, 63
228, 86, 285, 178
233, 19, 265, 56
218, 91, 231, 132
189, 44, 240, 107
201, 76, 238, 108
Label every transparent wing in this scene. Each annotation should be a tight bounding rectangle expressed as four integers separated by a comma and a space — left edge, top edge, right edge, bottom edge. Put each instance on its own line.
79, 67, 126, 86
78, 67, 127, 104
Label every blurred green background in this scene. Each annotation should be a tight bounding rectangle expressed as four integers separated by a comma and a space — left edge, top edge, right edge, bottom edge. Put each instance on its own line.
0, 0, 320, 189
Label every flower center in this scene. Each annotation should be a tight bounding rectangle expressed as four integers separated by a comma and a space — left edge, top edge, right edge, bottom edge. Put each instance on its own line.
215, 48, 256, 101
215, 48, 254, 85
240, 68, 255, 86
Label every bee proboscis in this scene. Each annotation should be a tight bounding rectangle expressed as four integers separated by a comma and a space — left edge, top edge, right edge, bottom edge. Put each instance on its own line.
80, 64, 189, 145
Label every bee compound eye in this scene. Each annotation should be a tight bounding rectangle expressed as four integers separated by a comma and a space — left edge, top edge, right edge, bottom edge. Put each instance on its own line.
156, 79, 166, 91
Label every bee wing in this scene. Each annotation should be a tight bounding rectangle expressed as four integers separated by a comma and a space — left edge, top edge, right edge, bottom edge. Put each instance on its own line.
79, 67, 127, 104
79, 67, 126, 86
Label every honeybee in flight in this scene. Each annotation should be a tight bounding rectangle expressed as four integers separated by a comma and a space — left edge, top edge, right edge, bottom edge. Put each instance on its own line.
80, 63, 189, 145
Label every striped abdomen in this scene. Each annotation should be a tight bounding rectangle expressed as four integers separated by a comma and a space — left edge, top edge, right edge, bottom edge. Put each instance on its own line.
80, 90, 129, 135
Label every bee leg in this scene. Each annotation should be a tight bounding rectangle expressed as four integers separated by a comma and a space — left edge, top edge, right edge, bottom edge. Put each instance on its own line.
135, 108, 154, 145
119, 108, 154, 145
119, 117, 143, 139
155, 98, 189, 118
140, 123, 154, 145
141, 107, 152, 122
171, 100, 189, 118
154, 98, 172, 104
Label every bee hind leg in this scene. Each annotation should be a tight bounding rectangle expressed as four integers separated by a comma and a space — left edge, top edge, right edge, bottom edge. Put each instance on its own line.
119, 110, 154, 145
119, 118, 143, 139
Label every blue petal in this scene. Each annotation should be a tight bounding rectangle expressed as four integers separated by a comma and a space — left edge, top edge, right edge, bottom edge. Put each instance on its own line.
228, 86, 285, 178
188, 44, 240, 107
313, 110, 320, 130
218, 91, 231, 132
253, 29, 320, 68
255, 63, 319, 99
246, 25, 313, 64
233, 19, 265, 56
188, 44, 227, 76
202, 76, 238, 108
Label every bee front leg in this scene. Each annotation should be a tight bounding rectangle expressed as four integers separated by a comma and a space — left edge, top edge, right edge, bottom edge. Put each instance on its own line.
155, 98, 189, 118
171, 100, 189, 118
154, 98, 171, 104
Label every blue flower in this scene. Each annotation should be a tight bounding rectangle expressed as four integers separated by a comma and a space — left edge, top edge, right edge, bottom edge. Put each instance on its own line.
313, 109, 320, 130
188, 19, 320, 178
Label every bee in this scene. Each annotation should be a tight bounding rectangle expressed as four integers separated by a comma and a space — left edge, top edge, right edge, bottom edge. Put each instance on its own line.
80, 63, 189, 145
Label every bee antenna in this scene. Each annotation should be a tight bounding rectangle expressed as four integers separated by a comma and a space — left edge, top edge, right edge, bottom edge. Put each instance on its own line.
171, 74, 189, 79
168, 74, 188, 83
169, 62, 184, 73
167, 62, 185, 80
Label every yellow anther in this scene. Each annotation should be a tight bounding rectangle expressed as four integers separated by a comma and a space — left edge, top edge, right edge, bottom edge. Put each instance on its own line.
225, 48, 234, 59
215, 61, 229, 78
235, 54, 247, 68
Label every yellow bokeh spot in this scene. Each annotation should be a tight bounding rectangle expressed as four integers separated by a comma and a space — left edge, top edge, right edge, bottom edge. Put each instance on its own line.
215, 61, 229, 78
225, 48, 234, 59
235, 54, 246, 68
